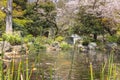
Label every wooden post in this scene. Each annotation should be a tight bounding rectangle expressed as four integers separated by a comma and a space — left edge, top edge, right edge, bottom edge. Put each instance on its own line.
6, 0, 13, 34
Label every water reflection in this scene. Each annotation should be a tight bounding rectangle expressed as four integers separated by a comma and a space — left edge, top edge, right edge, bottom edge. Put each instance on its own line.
27, 51, 71, 80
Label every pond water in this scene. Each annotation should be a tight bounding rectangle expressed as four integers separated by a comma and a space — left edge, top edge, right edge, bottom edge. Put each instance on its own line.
28, 51, 72, 80
8, 47, 120, 80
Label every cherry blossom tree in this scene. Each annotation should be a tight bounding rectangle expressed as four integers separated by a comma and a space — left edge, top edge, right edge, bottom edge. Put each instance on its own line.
73, 0, 120, 41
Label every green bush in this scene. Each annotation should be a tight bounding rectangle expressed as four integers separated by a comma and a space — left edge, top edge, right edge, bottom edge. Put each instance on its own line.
60, 42, 71, 50
34, 36, 45, 44
28, 40, 46, 54
2, 33, 22, 45
34, 36, 54, 45
23, 34, 34, 43
106, 35, 118, 43
55, 36, 64, 42
45, 38, 54, 45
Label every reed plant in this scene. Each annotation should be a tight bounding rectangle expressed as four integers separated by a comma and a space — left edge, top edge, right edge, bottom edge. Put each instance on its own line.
0, 47, 54, 80
89, 50, 117, 80
0, 59, 29, 80
0, 42, 34, 80
90, 62, 93, 80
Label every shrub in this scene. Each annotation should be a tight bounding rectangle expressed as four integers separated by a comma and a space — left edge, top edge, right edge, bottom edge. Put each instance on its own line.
60, 42, 71, 50
45, 38, 54, 45
34, 36, 54, 45
55, 36, 64, 42
106, 35, 118, 43
34, 36, 45, 45
23, 34, 34, 43
28, 40, 46, 54
2, 33, 22, 45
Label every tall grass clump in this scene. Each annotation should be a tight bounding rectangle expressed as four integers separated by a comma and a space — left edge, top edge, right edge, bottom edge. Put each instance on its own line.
89, 49, 117, 80
0, 39, 30, 80
0, 42, 54, 80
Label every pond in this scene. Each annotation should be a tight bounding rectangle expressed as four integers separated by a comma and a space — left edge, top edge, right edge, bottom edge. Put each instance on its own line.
28, 51, 72, 80
4, 47, 120, 80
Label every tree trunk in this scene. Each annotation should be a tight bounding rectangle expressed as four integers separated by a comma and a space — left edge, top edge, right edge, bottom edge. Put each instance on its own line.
6, 0, 13, 34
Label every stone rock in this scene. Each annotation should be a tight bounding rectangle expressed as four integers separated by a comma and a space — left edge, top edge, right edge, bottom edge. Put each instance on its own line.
78, 44, 89, 52
78, 44, 84, 48
88, 42, 97, 50
52, 42, 60, 48
47, 42, 61, 52
12, 45, 21, 52
78, 42, 97, 52
82, 46, 89, 53
47, 46, 60, 52
0, 41, 11, 53
105, 42, 117, 50
11, 45, 26, 54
